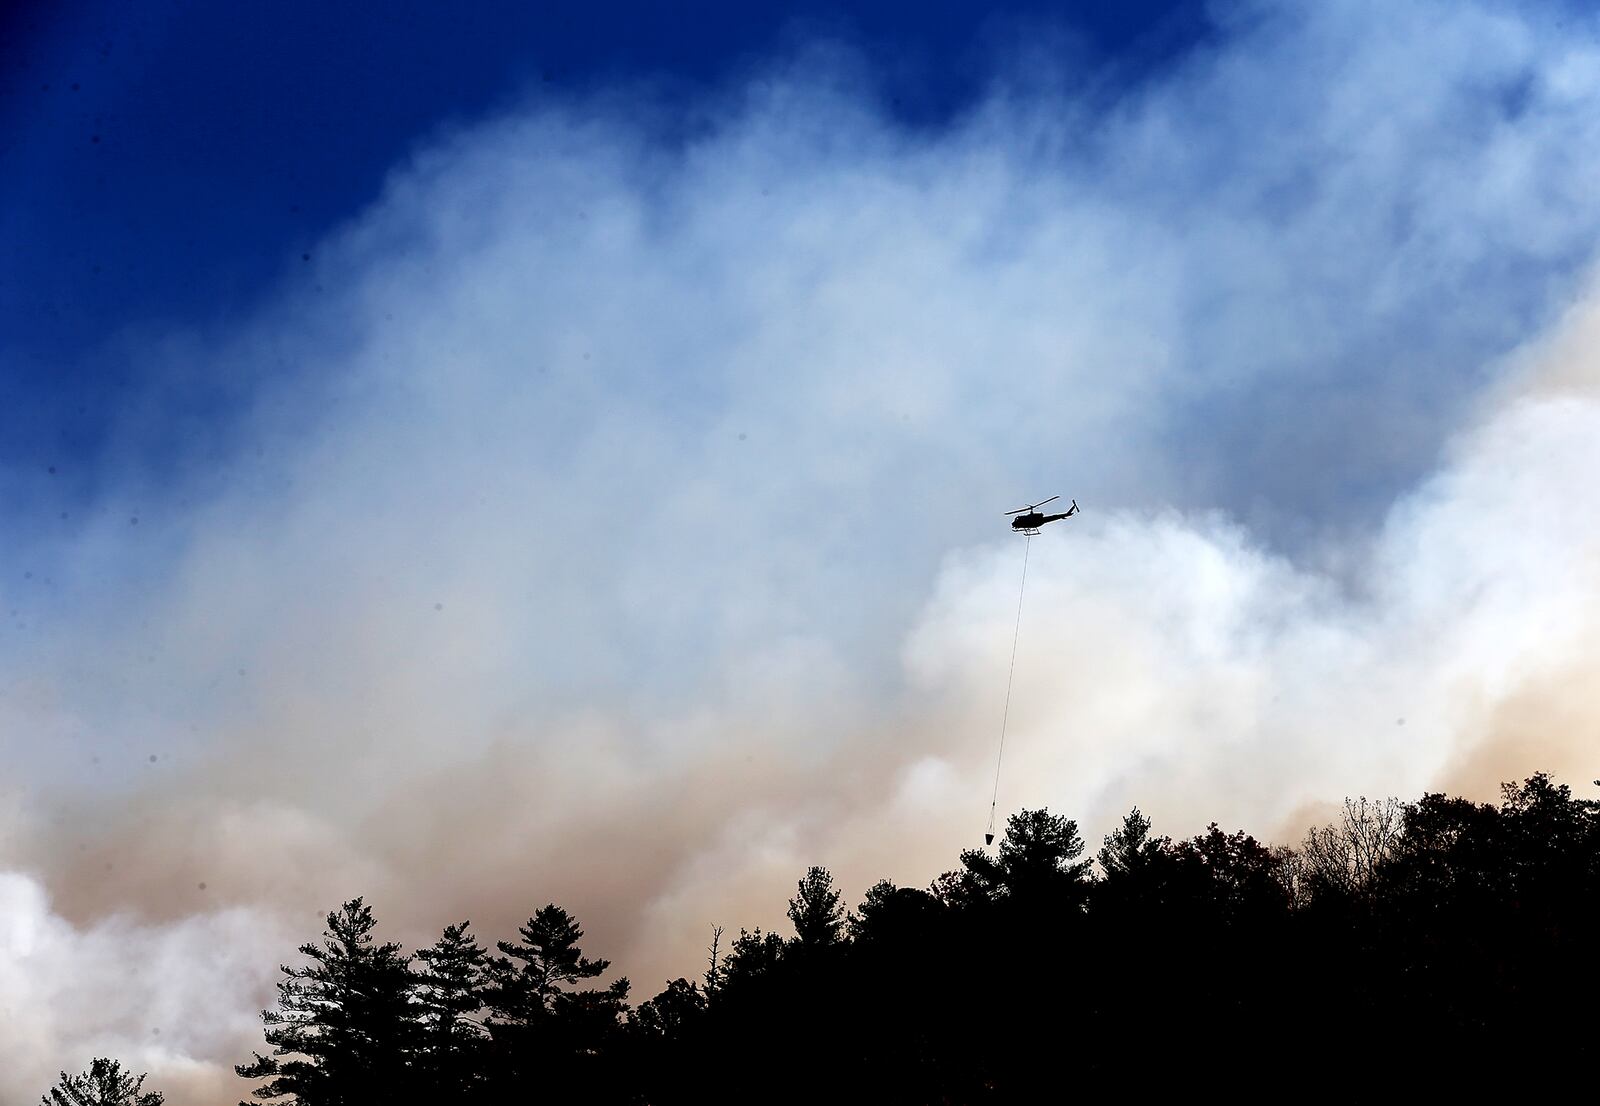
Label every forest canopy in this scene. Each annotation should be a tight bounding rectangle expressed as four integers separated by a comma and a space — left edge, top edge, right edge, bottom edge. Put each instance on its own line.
50, 773, 1600, 1103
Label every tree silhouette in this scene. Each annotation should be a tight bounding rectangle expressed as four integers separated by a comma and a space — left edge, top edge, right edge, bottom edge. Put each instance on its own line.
1361, 773, 1600, 1061
629, 978, 708, 1105
225, 778, 1600, 1100
786, 865, 845, 948
718, 927, 783, 990
1095, 806, 1158, 879
1300, 795, 1404, 902
487, 905, 611, 1018
633, 977, 705, 1036
414, 921, 489, 1100
952, 806, 1092, 906
702, 925, 724, 1002
235, 897, 416, 1105
1093, 805, 1180, 921
848, 878, 941, 944
482, 904, 630, 1100
41, 1060, 162, 1106
1168, 823, 1292, 923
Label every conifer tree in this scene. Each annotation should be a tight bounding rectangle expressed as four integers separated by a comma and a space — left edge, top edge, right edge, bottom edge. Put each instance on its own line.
486, 905, 613, 1022
1096, 807, 1158, 879
483, 905, 630, 1097
952, 807, 1092, 905
41, 1059, 162, 1106
235, 898, 416, 1105
414, 921, 489, 1100
786, 865, 845, 948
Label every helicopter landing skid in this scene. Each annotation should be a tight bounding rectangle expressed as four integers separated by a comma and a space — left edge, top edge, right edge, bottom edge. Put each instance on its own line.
1017, 527, 1041, 536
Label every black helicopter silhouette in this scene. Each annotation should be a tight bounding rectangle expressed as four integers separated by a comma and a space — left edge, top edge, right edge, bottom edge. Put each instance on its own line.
1005, 495, 1079, 535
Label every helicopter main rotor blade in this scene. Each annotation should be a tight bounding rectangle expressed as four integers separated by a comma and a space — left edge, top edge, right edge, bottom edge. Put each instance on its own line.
1005, 494, 1060, 515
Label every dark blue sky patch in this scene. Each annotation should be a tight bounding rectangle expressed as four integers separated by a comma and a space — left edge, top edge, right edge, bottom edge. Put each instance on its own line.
0, 0, 1209, 366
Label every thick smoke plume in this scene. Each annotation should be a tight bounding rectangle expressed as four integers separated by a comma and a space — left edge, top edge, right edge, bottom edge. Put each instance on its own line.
4, 2, 1600, 1100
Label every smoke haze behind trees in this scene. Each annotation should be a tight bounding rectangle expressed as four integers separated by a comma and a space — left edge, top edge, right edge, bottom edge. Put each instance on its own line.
204, 774, 1589, 1101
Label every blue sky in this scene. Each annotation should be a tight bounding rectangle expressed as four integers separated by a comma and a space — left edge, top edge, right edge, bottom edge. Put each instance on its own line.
6, 0, 1593, 534
1, 0, 1206, 465
6, 3, 1600, 1100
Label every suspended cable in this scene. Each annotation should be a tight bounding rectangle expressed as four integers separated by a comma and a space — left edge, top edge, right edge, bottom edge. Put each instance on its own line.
986, 532, 1032, 844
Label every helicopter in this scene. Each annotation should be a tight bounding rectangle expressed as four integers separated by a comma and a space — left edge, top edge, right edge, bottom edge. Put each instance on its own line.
1005, 495, 1079, 535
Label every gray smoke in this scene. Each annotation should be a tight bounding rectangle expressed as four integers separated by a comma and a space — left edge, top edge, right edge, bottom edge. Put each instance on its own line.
5, 2, 1600, 1100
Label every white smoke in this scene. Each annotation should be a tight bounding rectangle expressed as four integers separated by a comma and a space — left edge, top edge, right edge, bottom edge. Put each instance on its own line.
0, 871, 290, 1105
4, 1, 1600, 1101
